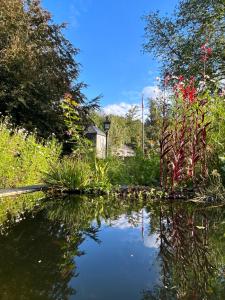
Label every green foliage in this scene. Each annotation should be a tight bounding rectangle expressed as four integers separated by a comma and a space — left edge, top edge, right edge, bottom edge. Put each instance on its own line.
0, 0, 98, 140
207, 89, 225, 155
44, 158, 92, 190
91, 159, 112, 191
197, 169, 225, 202
44, 150, 160, 192
125, 106, 143, 149
44, 157, 112, 192
0, 119, 61, 188
145, 99, 161, 150
108, 115, 131, 150
90, 108, 143, 152
0, 192, 45, 233
106, 157, 130, 185
107, 151, 160, 186
143, 0, 225, 82
61, 94, 81, 142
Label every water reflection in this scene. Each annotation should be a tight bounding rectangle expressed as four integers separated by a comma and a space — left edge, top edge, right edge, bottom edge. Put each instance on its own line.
0, 195, 224, 299
143, 203, 225, 299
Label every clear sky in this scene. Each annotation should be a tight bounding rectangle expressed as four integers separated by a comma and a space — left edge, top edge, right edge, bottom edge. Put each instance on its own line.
42, 0, 178, 115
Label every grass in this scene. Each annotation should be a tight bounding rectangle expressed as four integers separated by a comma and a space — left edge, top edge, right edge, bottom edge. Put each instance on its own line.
106, 151, 160, 186
0, 119, 61, 188
44, 151, 160, 193
44, 158, 92, 190
44, 157, 112, 192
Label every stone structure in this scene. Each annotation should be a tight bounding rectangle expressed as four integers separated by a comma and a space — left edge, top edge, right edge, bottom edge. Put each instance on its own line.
112, 144, 135, 158
85, 125, 106, 159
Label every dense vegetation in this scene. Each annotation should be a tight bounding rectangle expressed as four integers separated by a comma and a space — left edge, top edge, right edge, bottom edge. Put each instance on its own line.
44, 151, 160, 192
0, 0, 99, 141
0, 120, 61, 188
0, 0, 224, 201
143, 0, 225, 82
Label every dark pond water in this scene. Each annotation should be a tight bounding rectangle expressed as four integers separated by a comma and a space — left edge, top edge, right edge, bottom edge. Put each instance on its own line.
0, 194, 224, 300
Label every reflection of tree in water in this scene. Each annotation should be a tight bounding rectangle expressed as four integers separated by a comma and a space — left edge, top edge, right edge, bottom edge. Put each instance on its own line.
0, 195, 145, 300
0, 196, 104, 300
1, 195, 224, 300
143, 203, 225, 299
0, 212, 79, 299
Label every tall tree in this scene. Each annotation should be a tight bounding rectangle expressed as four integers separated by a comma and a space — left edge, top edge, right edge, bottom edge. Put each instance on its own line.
145, 99, 160, 150
125, 105, 142, 149
0, 0, 98, 139
143, 0, 225, 82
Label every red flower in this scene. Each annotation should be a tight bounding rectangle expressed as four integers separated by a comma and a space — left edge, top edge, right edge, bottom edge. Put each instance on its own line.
174, 77, 197, 103
200, 44, 212, 62
201, 44, 207, 51
178, 75, 184, 82
206, 47, 212, 55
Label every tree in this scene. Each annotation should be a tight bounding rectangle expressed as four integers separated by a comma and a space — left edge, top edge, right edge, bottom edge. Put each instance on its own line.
0, 0, 98, 139
90, 109, 143, 153
145, 99, 160, 150
143, 0, 225, 82
125, 105, 142, 149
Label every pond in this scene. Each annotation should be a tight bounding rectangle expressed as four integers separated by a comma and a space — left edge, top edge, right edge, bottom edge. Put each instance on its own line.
0, 193, 224, 299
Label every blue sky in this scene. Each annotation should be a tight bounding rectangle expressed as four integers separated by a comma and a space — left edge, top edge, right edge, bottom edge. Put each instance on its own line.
42, 0, 178, 115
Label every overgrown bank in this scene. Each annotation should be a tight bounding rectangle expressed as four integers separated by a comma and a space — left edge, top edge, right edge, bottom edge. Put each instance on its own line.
44, 151, 160, 194
0, 120, 61, 188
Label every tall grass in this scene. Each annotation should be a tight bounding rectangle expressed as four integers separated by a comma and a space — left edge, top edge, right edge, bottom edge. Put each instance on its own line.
44, 158, 92, 190
107, 151, 160, 186
44, 151, 159, 192
0, 119, 61, 188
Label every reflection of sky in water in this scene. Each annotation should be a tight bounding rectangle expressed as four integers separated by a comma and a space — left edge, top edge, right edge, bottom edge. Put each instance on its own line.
70, 210, 161, 300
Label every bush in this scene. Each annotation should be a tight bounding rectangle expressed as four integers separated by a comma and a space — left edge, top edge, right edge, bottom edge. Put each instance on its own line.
0, 119, 61, 188
91, 159, 112, 191
106, 151, 160, 186
44, 158, 92, 190
44, 151, 160, 192
106, 157, 130, 185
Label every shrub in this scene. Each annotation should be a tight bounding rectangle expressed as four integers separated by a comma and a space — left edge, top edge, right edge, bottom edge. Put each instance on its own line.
44, 158, 92, 190
91, 159, 112, 191
106, 151, 160, 186
0, 120, 61, 188
126, 151, 160, 186
105, 156, 130, 186
44, 151, 160, 192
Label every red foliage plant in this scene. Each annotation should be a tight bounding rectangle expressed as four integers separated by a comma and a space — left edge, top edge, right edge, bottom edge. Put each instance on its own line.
159, 74, 211, 192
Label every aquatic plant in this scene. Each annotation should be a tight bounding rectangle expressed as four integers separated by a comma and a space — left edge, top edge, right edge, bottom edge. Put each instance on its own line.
91, 159, 112, 191
44, 158, 92, 191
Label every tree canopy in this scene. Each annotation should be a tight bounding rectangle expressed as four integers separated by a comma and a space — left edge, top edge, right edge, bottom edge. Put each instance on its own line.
143, 0, 225, 81
0, 0, 98, 139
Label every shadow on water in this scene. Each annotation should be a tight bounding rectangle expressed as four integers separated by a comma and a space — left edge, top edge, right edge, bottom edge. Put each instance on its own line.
0, 194, 224, 299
